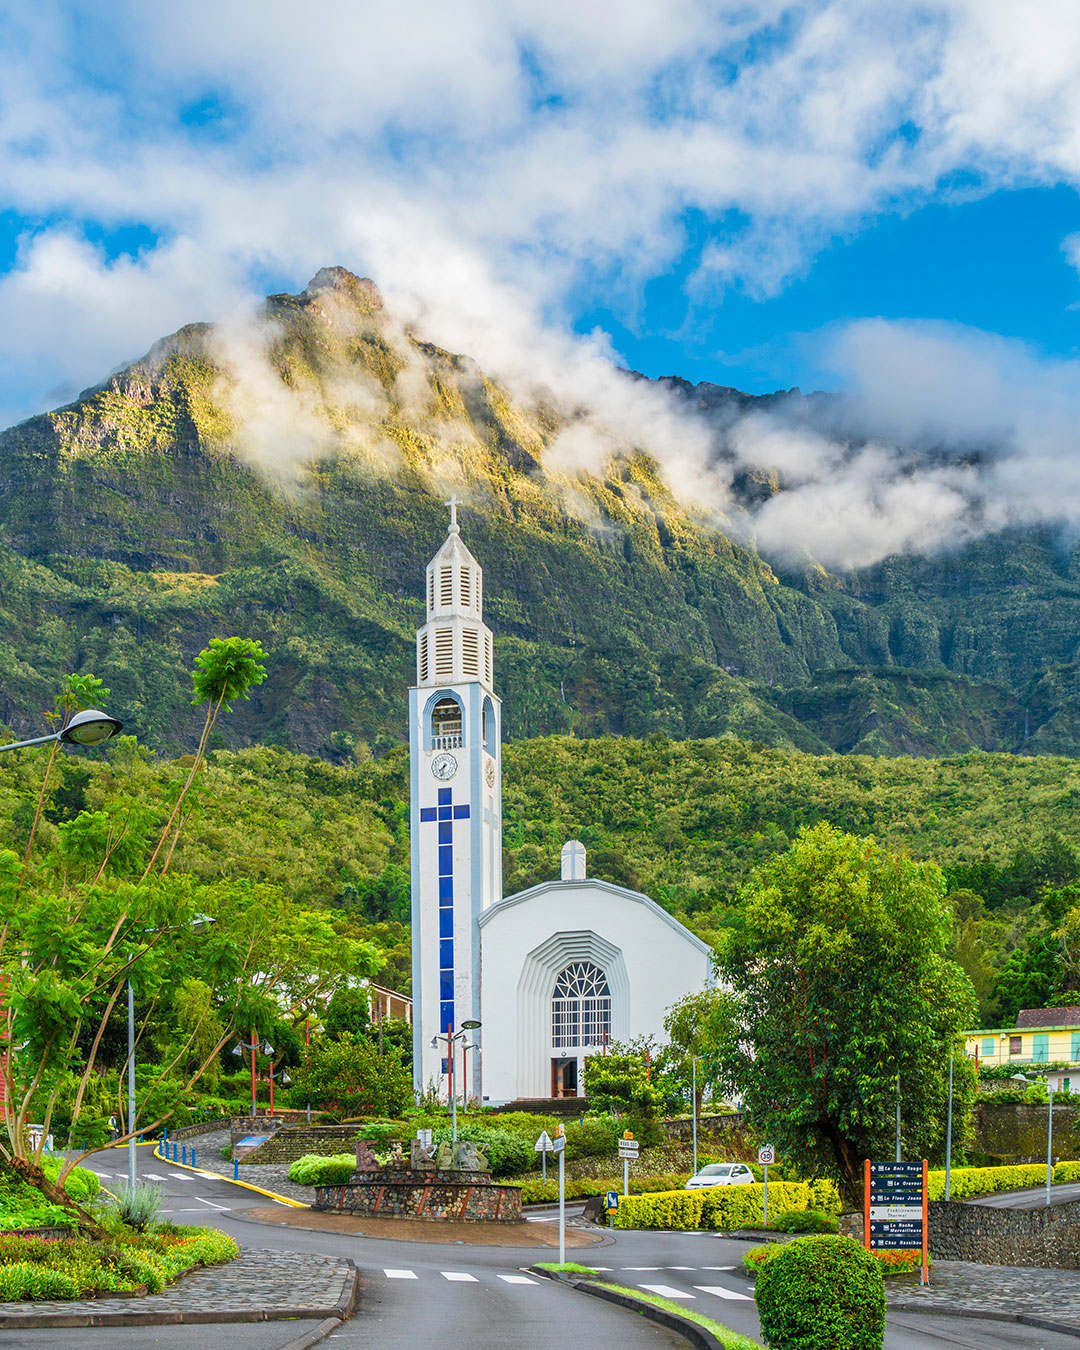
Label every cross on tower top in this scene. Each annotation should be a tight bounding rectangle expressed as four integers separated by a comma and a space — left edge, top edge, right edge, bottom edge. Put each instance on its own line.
446, 494, 462, 534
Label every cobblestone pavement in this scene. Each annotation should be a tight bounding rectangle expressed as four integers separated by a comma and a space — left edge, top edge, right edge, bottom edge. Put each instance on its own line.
889, 1260, 1080, 1324
0, 1249, 354, 1327
161, 1129, 315, 1205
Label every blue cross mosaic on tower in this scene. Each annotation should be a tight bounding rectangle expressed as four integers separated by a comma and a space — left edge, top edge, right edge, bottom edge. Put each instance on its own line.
419, 788, 471, 1036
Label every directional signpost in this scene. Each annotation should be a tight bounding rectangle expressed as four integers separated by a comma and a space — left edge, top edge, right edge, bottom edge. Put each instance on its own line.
758, 1144, 776, 1227
618, 1130, 639, 1197
864, 1159, 929, 1284
534, 1129, 553, 1181
553, 1127, 566, 1263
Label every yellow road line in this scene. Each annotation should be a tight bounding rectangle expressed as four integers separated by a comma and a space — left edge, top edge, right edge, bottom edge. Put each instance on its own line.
152, 1145, 309, 1208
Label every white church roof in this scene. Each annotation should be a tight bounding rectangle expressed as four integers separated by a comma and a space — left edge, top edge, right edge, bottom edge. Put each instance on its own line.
479, 874, 714, 957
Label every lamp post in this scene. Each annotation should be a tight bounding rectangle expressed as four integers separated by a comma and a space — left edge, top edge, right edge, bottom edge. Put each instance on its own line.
0, 708, 124, 753
430, 1020, 481, 1144
461, 1042, 479, 1109
267, 1062, 290, 1116
233, 1037, 273, 1118
1012, 1072, 1055, 1204
691, 1055, 703, 1179
945, 1055, 954, 1201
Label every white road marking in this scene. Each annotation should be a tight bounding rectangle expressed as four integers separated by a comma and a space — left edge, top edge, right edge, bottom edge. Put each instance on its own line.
497, 1274, 536, 1285
167, 1171, 195, 1181
271, 1199, 290, 1206
143, 1172, 165, 1181
441, 1272, 478, 1282
695, 1285, 753, 1301
666, 1266, 696, 1270
639, 1284, 695, 1299
384, 1269, 417, 1279
590, 1267, 613, 1271
90, 1170, 110, 1179
701, 1265, 737, 1271
193, 1196, 229, 1211
622, 1266, 662, 1271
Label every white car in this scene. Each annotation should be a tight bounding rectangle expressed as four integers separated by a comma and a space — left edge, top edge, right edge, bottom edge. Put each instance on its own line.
685, 1162, 756, 1190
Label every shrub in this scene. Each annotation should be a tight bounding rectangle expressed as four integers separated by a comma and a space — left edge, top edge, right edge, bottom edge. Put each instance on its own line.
927, 1164, 1046, 1201
114, 1182, 164, 1232
613, 1179, 842, 1231
0, 1263, 80, 1300
353, 1121, 409, 1147
1055, 1160, 1080, 1184
430, 1126, 532, 1179
771, 1209, 838, 1234
755, 1234, 885, 1350
288, 1154, 356, 1186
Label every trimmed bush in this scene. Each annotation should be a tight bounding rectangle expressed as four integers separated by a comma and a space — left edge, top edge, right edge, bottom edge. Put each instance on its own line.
613, 1179, 842, 1231
771, 1208, 838, 1234
745, 1241, 919, 1280
288, 1153, 356, 1186
1054, 1161, 1080, 1184
755, 1234, 885, 1350
928, 1164, 1048, 1201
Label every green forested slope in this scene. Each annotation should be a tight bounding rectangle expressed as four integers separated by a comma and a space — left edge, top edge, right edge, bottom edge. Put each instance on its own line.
6, 732, 1076, 1022
2, 267, 1080, 758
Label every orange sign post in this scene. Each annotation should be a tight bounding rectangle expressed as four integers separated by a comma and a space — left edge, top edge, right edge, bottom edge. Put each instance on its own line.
865, 1157, 930, 1286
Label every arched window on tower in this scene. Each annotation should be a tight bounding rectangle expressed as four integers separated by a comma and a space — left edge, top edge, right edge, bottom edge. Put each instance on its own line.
431, 697, 464, 751
551, 962, 611, 1050
482, 696, 497, 756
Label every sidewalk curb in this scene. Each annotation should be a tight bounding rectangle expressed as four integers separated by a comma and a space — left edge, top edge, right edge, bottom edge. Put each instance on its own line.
890, 1301, 1080, 1341
152, 1144, 309, 1208
0, 1264, 360, 1332
573, 1280, 727, 1349
279, 1317, 343, 1350
529, 1268, 726, 1349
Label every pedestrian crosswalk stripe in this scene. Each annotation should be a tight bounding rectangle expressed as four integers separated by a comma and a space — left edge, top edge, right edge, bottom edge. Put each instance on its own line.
385, 1269, 417, 1279
622, 1266, 662, 1271
639, 1284, 694, 1299
167, 1171, 195, 1181
701, 1265, 737, 1271
666, 1266, 696, 1270
143, 1172, 165, 1181
441, 1272, 478, 1282
497, 1275, 536, 1285
695, 1285, 753, 1301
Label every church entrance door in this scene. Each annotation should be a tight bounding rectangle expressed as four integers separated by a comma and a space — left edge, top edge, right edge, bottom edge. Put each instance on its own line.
551, 1057, 578, 1098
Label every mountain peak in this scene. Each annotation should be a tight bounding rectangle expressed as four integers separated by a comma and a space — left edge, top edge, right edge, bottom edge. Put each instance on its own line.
300, 267, 384, 312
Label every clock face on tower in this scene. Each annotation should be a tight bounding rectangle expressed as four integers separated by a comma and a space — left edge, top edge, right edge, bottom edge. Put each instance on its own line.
431, 752, 458, 781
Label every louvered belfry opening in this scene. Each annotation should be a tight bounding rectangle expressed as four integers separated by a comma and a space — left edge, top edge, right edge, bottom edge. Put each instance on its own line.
431, 697, 463, 750
417, 510, 496, 693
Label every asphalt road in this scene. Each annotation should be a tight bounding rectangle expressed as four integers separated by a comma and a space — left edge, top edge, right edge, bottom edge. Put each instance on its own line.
52, 1146, 1079, 1350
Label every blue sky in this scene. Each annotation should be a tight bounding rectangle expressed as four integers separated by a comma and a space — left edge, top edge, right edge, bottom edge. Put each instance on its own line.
2, 0, 1080, 447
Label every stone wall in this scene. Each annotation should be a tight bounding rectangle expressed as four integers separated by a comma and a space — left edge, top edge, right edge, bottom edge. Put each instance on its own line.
662, 1113, 746, 1141
169, 1117, 231, 1141
314, 1170, 523, 1223
928, 1198, 1080, 1268
841, 1202, 1080, 1268
974, 1102, 1079, 1162
243, 1125, 360, 1164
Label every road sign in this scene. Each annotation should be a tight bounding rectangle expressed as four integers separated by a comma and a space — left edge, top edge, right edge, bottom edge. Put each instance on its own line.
757, 1144, 776, 1166
604, 1191, 619, 1211
865, 1159, 928, 1281
534, 1131, 553, 1152
618, 1140, 640, 1159
417, 1128, 433, 1149
552, 1133, 566, 1153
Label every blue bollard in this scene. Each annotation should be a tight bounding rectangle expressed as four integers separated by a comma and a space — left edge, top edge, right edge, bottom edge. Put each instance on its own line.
233, 1159, 239, 1181
182, 1144, 187, 1165
192, 1147, 196, 1169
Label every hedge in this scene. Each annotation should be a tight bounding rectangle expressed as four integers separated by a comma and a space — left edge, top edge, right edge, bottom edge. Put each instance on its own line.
745, 1244, 922, 1277
287, 1154, 356, 1186
612, 1179, 841, 1230
517, 1172, 691, 1204
927, 1163, 1076, 1201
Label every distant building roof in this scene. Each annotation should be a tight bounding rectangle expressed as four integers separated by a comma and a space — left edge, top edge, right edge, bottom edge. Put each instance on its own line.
1016, 1006, 1080, 1029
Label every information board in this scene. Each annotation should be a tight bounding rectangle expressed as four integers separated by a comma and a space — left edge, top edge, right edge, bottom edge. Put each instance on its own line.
866, 1161, 925, 1250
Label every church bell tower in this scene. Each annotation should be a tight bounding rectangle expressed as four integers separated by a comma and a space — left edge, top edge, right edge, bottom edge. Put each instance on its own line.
410, 499, 502, 1101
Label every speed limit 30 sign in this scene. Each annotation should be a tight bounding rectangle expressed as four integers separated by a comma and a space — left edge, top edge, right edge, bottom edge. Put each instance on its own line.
757, 1145, 776, 1166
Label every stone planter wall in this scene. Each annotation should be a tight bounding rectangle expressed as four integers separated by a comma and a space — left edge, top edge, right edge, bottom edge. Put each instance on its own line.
313, 1168, 523, 1223
240, 1125, 360, 1163
927, 1198, 1080, 1268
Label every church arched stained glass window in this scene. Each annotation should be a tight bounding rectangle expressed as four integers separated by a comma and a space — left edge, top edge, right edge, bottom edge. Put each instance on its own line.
551, 961, 611, 1050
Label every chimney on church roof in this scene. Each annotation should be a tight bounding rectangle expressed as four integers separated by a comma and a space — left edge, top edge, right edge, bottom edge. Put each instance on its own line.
561, 840, 586, 882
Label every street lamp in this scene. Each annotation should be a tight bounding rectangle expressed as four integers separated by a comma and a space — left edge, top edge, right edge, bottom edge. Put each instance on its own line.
233, 1037, 274, 1119
691, 1055, 703, 1178
1011, 1072, 1055, 1204
0, 708, 124, 753
430, 1020, 481, 1144
945, 1055, 954, 1201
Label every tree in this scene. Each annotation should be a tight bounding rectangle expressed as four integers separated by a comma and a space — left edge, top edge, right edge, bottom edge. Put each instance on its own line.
293, 1032, 411, 1117
662, 986, 742, 1113
323, 987, 371, 1040
583, 1039, 679, 1143
718, 823, 977, 1199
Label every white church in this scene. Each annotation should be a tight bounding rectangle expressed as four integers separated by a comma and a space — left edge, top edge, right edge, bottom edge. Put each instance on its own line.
409, 504, 712, 1103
